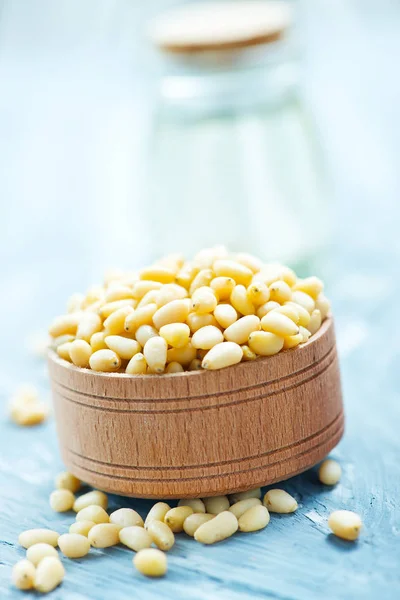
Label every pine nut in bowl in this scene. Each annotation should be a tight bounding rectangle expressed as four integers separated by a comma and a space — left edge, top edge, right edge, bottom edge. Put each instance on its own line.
47, 248, 344, 499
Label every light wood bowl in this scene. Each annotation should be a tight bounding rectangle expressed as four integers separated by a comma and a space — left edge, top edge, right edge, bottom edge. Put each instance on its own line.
48, 317, 344, 499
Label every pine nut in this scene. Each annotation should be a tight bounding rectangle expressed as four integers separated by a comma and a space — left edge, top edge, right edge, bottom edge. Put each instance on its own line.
105, 285, 134, 302
135, 324, 159, 346
145, 502, 171, 528
194, 511, 238, 544
166, 361, 184, 373
49, 313, 80, 337
119, 526, 153, 551
88, 523, 120, 548
224, 315, 260, 344
194, 246, 228, 268
213, 260, 253, 286
143, 336, 168, 373
178, 498, 206, 513
269, 280, 292, 303
229, 498, 262, 519
274, 304, 300, 323
159, 323, 190, 348
167, 344, 197, 366
55, 471, 81, 493
137, 289, 160, 308
328, 510, 362, 541
315, 293, 330, 320
229, 488, 262, 503
191, 286, 218, 314
261, 312, 299, 337
238, 505, 270, 532
283, 333, 303, 349
69, 521, 95, 536
263, 489, 298, 513
69, 340, 93, 368
299, 326, 311, 342
230, 285, 256, 315
126, 352, 147, 374
183, 513, 214, 536
99, 299, 135, 320
308, 309, 322, 335
109, 508, 144, 529
189, 268, 214, 294
247, 281, 270, 305
187, 312, 219, 333
241, 344, 257, 360
256, 301, 280, 319
90, 331, 108, 352
34, 557, 64, 593
203, 496, 230, 515
124, 303, 158, 334
292, 291, 315, 313
157, 283, 188, 307
192, 325, 224, 349
285, 301, 311, 327
9, 399, 48, 426
146, 520, 175, 551
248, 331, 284, 356
26, 543, 58, 566
73, 490, 108, 512
89, 349, 121, 372
214, 303, 238, 328
105, 335, 141, 360
58, 533, 90, 558
152, 299, 190, 329
133, 548, 167, 577
76, 312, 102, 342
132, 281, 163, 300
164, 506, 194, 533
104, 305, 135, 335
12, 559, 36, 590
19, 529, 60, 549
50, 489, 75, 512
140, 266, 175, 283
210, 277, 236, 300
76, 505, 109, 524
319, 459, 342, 485
188, 358, 202, 370
293, 276, 323, 300
176, 263, 199, 289
202, 342, 243, 370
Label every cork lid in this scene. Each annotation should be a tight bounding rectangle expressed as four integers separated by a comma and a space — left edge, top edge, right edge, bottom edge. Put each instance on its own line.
149, 1, 292, 54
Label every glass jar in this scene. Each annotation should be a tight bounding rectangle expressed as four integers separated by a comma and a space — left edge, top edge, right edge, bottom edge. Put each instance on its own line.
145, 3, 329, 270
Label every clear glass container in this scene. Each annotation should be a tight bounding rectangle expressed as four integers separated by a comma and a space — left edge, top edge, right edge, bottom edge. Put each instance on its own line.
145, 27, 329, 269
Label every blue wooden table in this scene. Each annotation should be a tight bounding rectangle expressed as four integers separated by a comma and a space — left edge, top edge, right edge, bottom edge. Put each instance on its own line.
1, 1, 399, 598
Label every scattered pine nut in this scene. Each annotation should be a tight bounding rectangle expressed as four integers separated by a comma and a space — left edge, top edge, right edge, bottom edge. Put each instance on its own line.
19, 529, 60, 549
34, 556, 65, 593
50, 489, 75, 512
144, 502, 171, 528
328, 510, 362, 541
229, 488, 262, 504
183, 513, 215, 537
238, 505, 270, 532
119, 526, 153, 551
58, 533, 90, 558
194, 511, 238, 544
229, 498, 262, 519
69, 521, 96, 536
178, 498, 206, 513
55, 471, 81, 493
319, 459, 342, 486
26, 543, 58, 566
73, 490, 108, 512
133, 548, 167, 577
203, 496, 230, 515
12, 559, 36, 590
164, 506, 194, 533
146, 520, 175, 551
76, 505, 109, 524
88, 523, 120, 548
109, 508, 144, 529
263, 490, 298, 513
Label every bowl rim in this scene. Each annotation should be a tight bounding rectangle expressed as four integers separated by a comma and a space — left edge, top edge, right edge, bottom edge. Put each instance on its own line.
48, 315, 332, 381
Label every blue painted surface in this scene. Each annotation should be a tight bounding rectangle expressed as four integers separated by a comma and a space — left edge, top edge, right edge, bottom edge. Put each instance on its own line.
1, 1, 400, 598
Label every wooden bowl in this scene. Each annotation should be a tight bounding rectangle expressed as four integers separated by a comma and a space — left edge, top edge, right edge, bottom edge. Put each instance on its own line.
48, 317, 344, 499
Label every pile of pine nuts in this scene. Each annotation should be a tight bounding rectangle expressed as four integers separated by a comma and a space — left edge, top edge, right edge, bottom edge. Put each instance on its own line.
12, 457, 362, 592
48, 247, 330, 373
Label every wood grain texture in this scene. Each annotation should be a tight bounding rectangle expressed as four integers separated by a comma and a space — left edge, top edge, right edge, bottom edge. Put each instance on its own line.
48, 318, 344, 498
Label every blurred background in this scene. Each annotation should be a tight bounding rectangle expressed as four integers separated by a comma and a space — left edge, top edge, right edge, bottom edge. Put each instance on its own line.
0, 0, 399, 386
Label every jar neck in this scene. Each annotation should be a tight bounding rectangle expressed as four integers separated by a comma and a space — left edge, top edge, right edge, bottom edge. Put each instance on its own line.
156, 37, 301, 118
